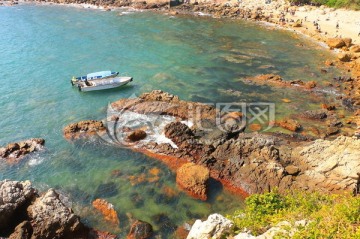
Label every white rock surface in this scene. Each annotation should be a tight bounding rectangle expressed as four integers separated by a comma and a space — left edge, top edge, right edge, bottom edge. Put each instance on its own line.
186, 213, 234, 239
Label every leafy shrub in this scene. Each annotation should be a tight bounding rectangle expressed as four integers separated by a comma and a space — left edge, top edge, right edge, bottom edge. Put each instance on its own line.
228, 190, 360, 238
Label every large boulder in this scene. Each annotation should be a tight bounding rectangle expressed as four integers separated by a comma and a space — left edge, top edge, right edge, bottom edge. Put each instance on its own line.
187, 214, 233, 239
327, 38, 345, 48
176, 163, 210, 201
27, 189, 84, 239
0, 138, 45, 163
0, 180, 37, 234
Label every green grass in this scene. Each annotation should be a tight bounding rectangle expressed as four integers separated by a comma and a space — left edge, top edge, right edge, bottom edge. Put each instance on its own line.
287, 0, 360, 10
227, 190, 360, 238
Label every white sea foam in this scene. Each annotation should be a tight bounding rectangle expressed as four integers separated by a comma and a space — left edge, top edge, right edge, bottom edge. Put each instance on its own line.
104, 111, 178, 148
28, 156, 45, 166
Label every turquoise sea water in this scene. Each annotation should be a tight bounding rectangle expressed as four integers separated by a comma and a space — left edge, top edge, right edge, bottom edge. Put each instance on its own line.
0, 4, 341, 237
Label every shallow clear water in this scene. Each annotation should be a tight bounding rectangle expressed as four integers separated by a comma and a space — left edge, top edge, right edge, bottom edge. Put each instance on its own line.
0, 4, 340, 237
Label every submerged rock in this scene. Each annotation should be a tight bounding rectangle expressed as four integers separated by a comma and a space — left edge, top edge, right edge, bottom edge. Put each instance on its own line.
63, 120, 105, 139
187, 213, 233, 239
299, 110, 327, 120
277, 118, 302, 132
92, 199, 120, 226
0, 138, 45, 163
176, 163, 210, 201
127, 220, 153, 239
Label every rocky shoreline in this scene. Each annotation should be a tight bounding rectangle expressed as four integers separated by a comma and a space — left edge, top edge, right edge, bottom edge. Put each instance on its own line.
64, 90, 360, 199
2, 1, 360, 238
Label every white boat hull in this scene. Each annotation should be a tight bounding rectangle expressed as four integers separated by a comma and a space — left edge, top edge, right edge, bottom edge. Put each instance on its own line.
78, 77, 133, 92
71, 71, 119, 86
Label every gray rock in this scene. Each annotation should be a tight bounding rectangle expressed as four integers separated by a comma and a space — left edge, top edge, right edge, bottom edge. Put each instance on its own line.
187, 213, 233, 239
0, 180, 37, 233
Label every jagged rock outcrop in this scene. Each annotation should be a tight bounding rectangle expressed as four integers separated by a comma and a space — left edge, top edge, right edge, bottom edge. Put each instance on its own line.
64, 91, 360, 196
27, 189, 84, 239
0, 180, 116, 239
293, 136, 360, 194
186, 214, 233, 239
0, 180, 37, 234
204, 135, 285, 194
176, 163, 210, 201
63, 120, 105, 139
111, 90, 217, 124
0, 138, 45, 163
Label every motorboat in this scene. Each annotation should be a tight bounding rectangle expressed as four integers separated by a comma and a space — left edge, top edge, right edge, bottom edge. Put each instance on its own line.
71, 71, 119, 86
78, 76, 133, 92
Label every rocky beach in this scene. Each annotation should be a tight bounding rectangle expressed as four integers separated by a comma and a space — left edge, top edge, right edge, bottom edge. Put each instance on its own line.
1, 0, 360, 238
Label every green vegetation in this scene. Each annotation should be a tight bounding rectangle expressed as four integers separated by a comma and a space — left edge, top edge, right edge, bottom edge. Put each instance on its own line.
287, 0, 360, 10
227, 190, 360, 238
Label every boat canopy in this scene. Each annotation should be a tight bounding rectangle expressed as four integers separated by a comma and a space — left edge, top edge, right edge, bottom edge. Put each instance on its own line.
87, 71, 112, 78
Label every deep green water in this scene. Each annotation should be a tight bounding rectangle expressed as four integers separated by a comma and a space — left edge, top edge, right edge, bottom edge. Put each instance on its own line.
0, 4, 341, 237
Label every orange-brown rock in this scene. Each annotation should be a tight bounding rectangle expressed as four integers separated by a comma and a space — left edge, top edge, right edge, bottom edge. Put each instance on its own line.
162, 186, 178, 198
148, 167, 161, 183
173, 225, 190, 239
338, 53, 352, 62
176, 163, 210, 201
282, 98, 291, 103
92, 199, 120, 226
305, 81, 317, 89
321, 104, 336, 111
327, 38, 346, 48
127, 130, 147, 142
243, 74, 317, 90
324, 60, 334, 66
249, 123, 262, 131
343, 38, 352, 47
127, 220, 153, 239
350, 45, 360, 53
63, 120, 105, 139
277, 119, 302, 132
111, 90, 216, 123
0, 138, 45, 163
128, 173, 147, 186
